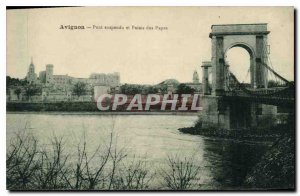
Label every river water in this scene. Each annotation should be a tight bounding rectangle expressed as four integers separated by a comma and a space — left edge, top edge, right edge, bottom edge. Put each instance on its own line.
6, 113, 268, 190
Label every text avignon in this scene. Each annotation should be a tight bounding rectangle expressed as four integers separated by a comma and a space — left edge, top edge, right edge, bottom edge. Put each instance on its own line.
59, 25, 85, 30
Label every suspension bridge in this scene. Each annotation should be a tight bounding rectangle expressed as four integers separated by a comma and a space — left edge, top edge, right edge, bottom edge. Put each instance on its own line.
200, 23, 294, 129
224, 64, 294, 107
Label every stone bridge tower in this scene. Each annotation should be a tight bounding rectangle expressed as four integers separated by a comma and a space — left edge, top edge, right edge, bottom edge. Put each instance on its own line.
210, 23, 269, 95
201, 24, 270, 129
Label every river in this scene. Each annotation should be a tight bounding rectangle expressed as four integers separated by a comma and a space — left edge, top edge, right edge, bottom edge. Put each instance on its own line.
6, 113, 268, 190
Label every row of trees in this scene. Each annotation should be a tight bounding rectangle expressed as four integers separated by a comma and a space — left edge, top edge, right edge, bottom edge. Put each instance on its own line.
119, 83, 196, 95
73, 80, 289, 95
119, 84, 160, 95
7, 76, 289, 96
10, 82, 197, 101
7, 79, 89, 101
7, 76, 198, 102
10, 85, 43, 101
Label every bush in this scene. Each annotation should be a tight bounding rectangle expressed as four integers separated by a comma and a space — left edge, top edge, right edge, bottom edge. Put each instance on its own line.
160, 155, 202, 190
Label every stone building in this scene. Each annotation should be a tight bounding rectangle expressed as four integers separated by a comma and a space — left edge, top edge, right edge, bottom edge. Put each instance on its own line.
88, 72, 120, 87
39, 71, 46, 83
25, 60, 120, 88
20, 59, 121, 102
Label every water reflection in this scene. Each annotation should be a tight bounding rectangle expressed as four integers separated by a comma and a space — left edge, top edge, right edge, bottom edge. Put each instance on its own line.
203, 138, 269, 190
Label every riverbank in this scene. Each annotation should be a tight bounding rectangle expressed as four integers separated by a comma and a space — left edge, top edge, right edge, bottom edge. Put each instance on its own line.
6, 102, 199, 115
244, 132, 295, 189
178, 123, 282, 142
6, 111, 199, 116
178, 118, 295, 190
7, 101, 98, 112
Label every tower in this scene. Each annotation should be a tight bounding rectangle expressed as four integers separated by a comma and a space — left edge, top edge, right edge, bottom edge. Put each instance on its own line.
201, 61, 211, 95
201, 24, 270, 130
193, 70, 199, 84
45, 64, 54, 84
209, 23, 269, 95
26, 57, 37, 83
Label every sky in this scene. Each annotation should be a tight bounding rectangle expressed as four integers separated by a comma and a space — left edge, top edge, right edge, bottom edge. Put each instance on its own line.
7, 7, 294, 84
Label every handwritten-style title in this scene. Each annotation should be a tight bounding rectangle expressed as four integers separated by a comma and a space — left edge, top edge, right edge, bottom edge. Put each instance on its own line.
59, 25, 168, 31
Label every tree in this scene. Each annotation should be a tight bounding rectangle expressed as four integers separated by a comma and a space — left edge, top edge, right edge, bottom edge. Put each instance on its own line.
145, 86, 159, 94
15, 88, 22, 100
159, 85, 168, 94
176, 84, 195, 94
25, 84, 41, 101
7, 76, 28, 87
120, 84, 142, 95
160, 155, 201, 190
72, 82, 87, 98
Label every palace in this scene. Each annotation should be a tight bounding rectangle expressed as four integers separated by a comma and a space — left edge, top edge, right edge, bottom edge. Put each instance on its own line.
24, 57, 120, 100
6, 58, 201, 102
26, 58, 120, 88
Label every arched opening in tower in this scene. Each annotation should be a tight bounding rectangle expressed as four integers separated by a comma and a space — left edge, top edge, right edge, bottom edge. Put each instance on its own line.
225, 47, 251, 85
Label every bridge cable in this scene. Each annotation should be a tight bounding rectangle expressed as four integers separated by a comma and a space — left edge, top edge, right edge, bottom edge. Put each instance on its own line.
262, 39, 290, 85
242, 68, 250, 84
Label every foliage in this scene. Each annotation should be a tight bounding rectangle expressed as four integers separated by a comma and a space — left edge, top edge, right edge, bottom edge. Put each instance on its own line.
145, 86, 159, 94
245, 133, 295, 189
120, 84, 142, 94
72, 82, 87, 97
158, 85, 168, 94
179, 115, 295, 190
120, 84, 159, 95
15, 88, 22, 100
25, 84, 41, 100
176, 84, 195, 94
6, 76, 28, 87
